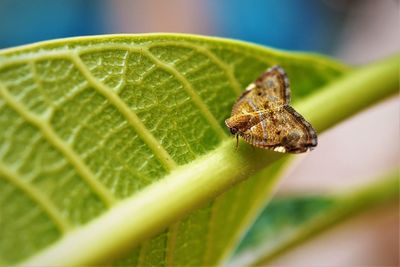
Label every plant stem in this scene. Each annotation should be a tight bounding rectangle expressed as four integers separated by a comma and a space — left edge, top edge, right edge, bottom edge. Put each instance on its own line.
297, 55, 399, 132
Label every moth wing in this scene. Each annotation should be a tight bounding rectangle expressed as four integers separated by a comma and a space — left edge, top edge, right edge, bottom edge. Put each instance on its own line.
231, 65, 291, 116
240, 106, 317, 153
230, 88, 261, 115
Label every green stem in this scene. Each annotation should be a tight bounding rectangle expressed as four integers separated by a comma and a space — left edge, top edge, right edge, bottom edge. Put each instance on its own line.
298, 55, 399, 132
23, 56, 399, 267
254, 171, 399, 266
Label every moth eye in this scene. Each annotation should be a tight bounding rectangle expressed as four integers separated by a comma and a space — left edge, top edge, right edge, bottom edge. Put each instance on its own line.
229, 127, 238, 135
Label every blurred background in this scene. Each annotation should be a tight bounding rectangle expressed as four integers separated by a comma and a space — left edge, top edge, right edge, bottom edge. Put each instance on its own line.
1, 0, 398, 266
1, 0, 399, 64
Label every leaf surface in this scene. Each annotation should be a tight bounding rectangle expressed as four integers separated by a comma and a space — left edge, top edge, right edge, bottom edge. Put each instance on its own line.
0, 34, 396, 266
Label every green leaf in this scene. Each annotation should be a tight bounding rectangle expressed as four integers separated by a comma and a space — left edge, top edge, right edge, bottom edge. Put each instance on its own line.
0, 34, 397, 266
229, 172, 399, 267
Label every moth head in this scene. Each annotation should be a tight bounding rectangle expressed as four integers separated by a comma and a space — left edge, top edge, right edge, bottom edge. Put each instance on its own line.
225, 114, 252, 135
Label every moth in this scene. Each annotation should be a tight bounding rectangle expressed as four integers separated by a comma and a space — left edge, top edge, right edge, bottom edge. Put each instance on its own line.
225, 65, 317, 153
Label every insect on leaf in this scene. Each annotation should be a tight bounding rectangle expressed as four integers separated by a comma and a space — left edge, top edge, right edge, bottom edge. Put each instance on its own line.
225, 66, 317, 153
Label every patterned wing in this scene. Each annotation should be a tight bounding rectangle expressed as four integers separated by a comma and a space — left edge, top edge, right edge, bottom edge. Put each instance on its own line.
240, 106, 317, 153
231, 65, 291, 116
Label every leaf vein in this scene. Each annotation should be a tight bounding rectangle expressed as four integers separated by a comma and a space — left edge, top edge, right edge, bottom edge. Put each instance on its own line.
71, 53, 178, 172
165, 222, 180, 267
143, 49, 227, 140
136, 242, 149, 267
202, 199, 220, 265
0, 83, 116, 207
0, 161, 71, 233
77, 45, 227, 140
146, 42, 243, 96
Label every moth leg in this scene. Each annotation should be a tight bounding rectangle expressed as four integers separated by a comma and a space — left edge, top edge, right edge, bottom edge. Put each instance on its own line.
235, 134, 239, 151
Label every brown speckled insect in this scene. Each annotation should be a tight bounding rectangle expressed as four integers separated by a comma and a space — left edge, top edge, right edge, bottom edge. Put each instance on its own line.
225, 65, 317, 153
